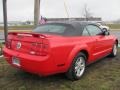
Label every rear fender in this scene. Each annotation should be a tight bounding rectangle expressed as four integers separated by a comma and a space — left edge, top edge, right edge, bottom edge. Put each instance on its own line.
65, 44, 90, 71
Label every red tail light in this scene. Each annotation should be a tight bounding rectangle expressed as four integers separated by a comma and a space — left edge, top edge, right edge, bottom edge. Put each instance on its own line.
36, 43, 49, 56
30, 41, 49, 56
6, 39, 12, 49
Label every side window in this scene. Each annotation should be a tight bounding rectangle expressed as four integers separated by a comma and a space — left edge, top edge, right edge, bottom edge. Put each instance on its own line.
86, 25, 102, 36
82, 28, 90, 36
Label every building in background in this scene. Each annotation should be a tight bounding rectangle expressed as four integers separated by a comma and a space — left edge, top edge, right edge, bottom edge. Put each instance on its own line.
47, 17, 102, 23
0, 17, 102, 26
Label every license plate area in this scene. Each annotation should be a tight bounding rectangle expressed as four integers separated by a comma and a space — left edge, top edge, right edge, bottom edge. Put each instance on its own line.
12, 56, 21, 67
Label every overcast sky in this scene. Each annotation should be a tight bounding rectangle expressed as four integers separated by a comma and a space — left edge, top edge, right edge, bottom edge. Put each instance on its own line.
0, 0, 120, 22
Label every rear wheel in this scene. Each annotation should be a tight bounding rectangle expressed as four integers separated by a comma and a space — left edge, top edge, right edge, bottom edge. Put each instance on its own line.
66, 52, 86, 80
110, 43, 118, 57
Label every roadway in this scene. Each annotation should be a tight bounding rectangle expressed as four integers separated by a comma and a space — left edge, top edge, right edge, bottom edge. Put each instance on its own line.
110, 31, 120, 43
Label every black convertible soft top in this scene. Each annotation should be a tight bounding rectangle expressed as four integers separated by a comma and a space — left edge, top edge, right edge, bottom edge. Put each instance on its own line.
33, 21, 96, 36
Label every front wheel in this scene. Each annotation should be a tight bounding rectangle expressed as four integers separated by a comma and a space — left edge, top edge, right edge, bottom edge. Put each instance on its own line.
66, 52, 86, 80
110, 43, 118, 57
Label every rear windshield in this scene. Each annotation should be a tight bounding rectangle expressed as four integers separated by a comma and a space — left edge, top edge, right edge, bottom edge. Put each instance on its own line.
33, 24, 81, 36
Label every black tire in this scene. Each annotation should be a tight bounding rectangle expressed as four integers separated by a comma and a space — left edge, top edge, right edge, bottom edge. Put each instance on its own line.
110, 43, 118, 57
66, 52, 86, 80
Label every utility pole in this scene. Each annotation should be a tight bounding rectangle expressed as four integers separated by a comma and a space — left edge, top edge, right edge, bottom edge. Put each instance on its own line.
3, 0, 8, 42
34, 0, 40, 27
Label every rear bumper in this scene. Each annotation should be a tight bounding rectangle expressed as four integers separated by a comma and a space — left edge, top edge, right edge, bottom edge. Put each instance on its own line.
3, 47, 56, 76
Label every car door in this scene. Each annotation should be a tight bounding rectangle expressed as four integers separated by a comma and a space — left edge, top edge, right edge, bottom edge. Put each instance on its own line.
86, 24, 110, 60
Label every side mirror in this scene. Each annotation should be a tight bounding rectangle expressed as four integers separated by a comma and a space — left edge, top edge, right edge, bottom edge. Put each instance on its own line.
102, 29, 110, 35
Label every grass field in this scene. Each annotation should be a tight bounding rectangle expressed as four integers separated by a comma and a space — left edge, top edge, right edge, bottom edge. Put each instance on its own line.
0, 25, 34, 30
107, 24, 120, 29
0, 49, 120, 90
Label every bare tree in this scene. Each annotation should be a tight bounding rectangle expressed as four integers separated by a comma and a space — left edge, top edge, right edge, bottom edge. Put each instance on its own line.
82, 4, 93, 21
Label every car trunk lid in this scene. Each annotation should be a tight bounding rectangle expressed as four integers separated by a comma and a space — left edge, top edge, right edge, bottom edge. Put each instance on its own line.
6, 32, 49, 56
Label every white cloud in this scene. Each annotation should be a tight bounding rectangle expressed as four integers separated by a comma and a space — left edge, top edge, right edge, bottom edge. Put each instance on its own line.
0, 0, 120, 22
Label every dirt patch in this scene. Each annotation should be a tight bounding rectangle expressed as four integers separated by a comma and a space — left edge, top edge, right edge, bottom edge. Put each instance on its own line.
0, 49, 120, 90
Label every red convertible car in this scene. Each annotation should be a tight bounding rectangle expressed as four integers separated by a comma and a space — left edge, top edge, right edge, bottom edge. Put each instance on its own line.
3, 22, 118, 80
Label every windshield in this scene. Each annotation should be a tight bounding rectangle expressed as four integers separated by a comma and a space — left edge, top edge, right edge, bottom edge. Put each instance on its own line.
33, 24, 81, 36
